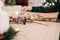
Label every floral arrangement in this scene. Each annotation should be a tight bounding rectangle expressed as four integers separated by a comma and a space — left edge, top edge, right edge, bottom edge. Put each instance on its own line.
0, 0, 19, 40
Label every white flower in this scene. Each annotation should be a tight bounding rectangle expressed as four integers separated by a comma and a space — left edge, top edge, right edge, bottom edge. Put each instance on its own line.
0, 7, 9, 34
0, 0, 9, 34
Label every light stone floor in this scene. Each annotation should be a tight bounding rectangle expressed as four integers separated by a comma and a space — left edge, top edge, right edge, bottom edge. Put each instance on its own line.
10, 21, 60, 40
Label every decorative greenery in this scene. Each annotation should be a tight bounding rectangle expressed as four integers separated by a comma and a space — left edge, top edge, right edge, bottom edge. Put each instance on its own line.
5, 0, 16, 5
46, 0, 55, 3
3, 27, 18, 40
32, 5, 58, 13
42, 0, 59, 13
32, 0, 59, 13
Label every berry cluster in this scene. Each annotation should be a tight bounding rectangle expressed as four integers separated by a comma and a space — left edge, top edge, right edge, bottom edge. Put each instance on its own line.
9, 16, 27, 25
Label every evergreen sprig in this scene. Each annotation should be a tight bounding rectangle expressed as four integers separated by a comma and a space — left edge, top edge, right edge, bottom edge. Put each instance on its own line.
5, 0, 16, 5
3, 27, 18, 40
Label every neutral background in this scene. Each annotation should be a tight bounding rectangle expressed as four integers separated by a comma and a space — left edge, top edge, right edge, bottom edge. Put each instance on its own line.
28, 0, 44, 6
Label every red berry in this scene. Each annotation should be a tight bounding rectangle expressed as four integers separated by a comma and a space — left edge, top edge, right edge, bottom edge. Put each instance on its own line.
0, 35, 4, 40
